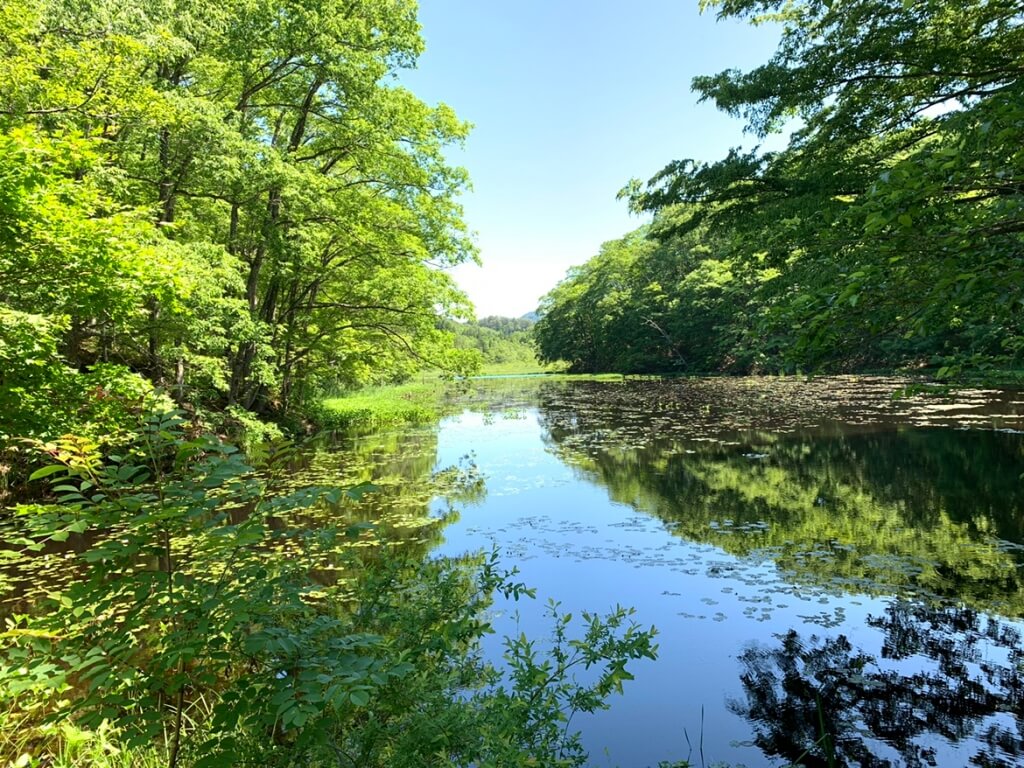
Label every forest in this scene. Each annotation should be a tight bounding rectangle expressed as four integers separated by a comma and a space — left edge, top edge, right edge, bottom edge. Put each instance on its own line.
535, 0, 1024, 379
0, 0, 481, 459
445, 316, 538, 371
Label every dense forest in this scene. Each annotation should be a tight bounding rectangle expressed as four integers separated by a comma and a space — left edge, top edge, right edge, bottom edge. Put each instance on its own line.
536, 0, 1024, 377
445, 315, 538, 369
0, 0, 480, 455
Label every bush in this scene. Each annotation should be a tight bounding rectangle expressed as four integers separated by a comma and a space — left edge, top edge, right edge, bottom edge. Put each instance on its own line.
1, 414, 658, 768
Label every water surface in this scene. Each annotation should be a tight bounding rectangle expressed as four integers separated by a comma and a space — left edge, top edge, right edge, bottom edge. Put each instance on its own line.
420, 377, 1024, 767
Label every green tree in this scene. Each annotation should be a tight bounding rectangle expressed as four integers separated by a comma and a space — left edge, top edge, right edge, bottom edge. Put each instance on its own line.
625, 0, 1024, 374
534, 220, 760, 374
0, 0, 477, 439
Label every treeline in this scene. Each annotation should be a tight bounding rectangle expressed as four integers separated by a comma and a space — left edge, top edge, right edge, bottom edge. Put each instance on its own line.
445, 315, 538, 367
537, 0, 1024, 377
0, 0, 477, 450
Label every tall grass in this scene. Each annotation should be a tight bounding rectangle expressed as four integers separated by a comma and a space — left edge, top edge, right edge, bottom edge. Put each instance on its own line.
313, 380, 448, 433
3, 721, 164, 768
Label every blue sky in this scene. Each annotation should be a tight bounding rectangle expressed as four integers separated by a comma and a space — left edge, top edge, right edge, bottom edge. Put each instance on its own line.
401, 1, 785, 318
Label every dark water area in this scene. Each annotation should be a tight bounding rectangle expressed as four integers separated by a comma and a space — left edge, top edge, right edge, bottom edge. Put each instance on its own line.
420, 377, 1024, 767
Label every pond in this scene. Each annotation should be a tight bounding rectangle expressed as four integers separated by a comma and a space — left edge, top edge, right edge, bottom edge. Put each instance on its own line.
329, 376, 1024, 767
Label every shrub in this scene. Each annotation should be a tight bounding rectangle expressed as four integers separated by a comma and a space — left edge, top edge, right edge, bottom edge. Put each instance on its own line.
1, 413, 657, 768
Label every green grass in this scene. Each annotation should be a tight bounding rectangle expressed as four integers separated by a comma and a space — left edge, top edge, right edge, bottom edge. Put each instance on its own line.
478, 359, 568, 376
312, 367, 660, 435
315, 379, 449, 433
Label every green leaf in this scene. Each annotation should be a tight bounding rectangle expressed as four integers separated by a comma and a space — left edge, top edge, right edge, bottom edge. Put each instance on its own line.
29, 465, 66, 481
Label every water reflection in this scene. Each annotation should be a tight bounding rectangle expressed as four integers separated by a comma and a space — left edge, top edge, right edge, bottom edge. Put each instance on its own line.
281, 379, 1024, 765
272, 378, 1024, 766
281, 426, 475, 540
732, 602, 1024, 767
0, 423, 480, 609
13, 377, 1013, 765
541, 413, 1024, 616
518, 378, 1024, 764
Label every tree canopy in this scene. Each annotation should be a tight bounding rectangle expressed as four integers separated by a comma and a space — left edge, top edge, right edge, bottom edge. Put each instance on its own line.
538, 0, 1024, 376
0, 0, 477, 445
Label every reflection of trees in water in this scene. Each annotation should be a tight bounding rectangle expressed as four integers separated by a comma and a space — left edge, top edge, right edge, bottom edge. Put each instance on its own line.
280, 426, 470, 550
731, 601, 1024, 767
540, 398, 1024, 541
539, 400, 1024, 613
531, 384, 1024, 765
1, 425, 475, 613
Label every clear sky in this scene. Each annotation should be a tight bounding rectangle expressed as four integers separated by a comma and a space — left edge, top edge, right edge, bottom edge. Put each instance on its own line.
401, 1, 785, 319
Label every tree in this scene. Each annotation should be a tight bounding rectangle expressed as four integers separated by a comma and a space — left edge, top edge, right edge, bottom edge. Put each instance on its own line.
534, 220, 760, 374
622, 0, 1024, 373
0, 0, 477, 435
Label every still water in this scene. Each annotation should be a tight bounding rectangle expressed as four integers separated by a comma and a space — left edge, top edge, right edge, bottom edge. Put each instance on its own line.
354, 377, 1024, 767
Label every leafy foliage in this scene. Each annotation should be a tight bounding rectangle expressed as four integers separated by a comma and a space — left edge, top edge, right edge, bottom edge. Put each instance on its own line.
314, 380, 447, 433
0, 0, 477, 451
540, 0, 1024, 376
535, 223, 761, 373
1, 415, 658, 768
445, 315, 540, 369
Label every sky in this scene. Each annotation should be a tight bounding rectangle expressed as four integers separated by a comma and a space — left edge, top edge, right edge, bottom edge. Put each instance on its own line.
400, 1, 786, 319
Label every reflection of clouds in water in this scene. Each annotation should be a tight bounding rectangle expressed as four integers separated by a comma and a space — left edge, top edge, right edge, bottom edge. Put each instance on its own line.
486, 471, 573, 496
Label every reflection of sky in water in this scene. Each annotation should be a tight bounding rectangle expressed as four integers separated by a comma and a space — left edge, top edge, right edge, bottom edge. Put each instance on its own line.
429, 401, 1024, 768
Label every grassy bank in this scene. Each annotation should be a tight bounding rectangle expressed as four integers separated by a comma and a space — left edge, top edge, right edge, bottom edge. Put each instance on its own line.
478, 359, 568, 376
311, 368, 628, 434
313, 378, 451, 433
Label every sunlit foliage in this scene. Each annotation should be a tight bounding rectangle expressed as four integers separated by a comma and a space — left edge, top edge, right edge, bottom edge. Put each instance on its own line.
0, 0, 477, 444
540, 0, 1024, 376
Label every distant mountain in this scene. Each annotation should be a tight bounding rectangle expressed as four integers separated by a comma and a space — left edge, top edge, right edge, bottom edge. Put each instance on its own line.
520, 311, 539, 323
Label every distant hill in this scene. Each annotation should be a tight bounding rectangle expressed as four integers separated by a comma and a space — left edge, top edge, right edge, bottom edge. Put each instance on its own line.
478, 315, 534, 335
520, 311, 539, 323
442, 315, 538, 367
